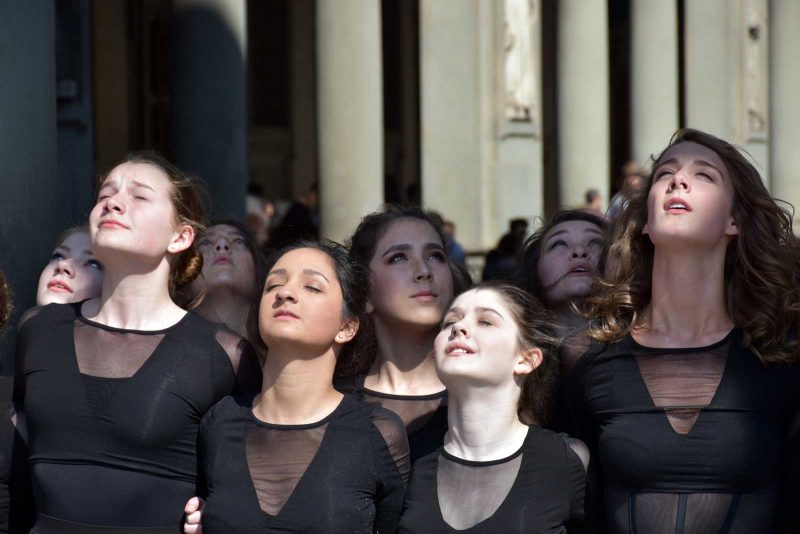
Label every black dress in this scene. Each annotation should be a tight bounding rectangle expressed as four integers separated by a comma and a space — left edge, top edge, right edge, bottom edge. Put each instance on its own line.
567, 328, 800, 533
336, 373, 448, 462
0, 375, 33, 533
397, 425, 586, 533
14, 302, 261, 533
199, 394, 410, 533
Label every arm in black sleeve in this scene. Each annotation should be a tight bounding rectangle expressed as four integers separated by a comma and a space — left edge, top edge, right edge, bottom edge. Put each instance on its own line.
370, 408, 411, 534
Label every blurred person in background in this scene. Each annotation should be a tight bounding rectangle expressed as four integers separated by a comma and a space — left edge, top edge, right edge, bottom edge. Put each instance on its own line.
35, 226, 103, 307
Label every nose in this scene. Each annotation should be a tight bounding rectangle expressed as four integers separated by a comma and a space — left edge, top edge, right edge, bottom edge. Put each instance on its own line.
449, 318, 469, 339
570, 244, 588, 259
274, 285, 297, 305
668, 169, 692, 193
56, 258, 75, 278
101, 192, 125, 214
414, 258, 433, 282
214, 237, 231, 252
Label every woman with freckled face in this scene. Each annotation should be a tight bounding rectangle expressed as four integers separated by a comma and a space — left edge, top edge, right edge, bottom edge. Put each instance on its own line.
339, 205, 463, 462
14, 152, 260, 533
398, 283, 587, 533
514, 209, 606, 373
189, 218, 266, 339
35, 226, 103, 306
568, 129, 800, 532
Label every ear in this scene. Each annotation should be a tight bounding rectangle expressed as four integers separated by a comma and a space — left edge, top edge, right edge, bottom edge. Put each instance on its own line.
365, 299, 375, 314
513, 347, 543, 377
724, 215, 739, 236
167, 223, 195, 254
335, 317, 360, 345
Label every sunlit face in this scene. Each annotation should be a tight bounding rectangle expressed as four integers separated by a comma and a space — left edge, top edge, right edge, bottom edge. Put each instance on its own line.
537, 220, 604, 306
194, 224, 256, 299
259, 247, 355, 353
36, 230, 104, 306
89, 162, 190, 264
434, 289, 539, 388
368, 218, 455, 330
643, 142, 738, 247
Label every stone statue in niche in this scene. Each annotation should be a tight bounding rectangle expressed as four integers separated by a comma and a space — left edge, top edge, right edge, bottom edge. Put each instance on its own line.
744, 2, 767, 137
504, 0, 536, 122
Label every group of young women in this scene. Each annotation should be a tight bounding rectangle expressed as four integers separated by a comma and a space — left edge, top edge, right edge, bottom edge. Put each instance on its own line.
0, 127, 798, 533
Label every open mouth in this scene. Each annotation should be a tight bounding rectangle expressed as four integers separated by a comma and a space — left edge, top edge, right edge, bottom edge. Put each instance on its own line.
446, 342, 474, 355
664, 198, 692, 212
47, 280, 72, 292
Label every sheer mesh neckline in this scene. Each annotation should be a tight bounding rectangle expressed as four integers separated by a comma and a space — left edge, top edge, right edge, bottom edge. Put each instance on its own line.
629, 328, 737, 353
440, 427, 530, 467
76, 301, 191, 335
361, 387, 447, 401
247, 395, 347, 430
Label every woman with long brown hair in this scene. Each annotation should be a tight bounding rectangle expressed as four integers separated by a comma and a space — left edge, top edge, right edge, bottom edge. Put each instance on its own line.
14, 153, 260, 532
568, 129, 800, 532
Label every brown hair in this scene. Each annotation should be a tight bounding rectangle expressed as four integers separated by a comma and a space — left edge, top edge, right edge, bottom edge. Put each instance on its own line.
97, 151, 207, 304
0, 271, 11, 330
585, 128, 800, 363
466, 282, 559, 424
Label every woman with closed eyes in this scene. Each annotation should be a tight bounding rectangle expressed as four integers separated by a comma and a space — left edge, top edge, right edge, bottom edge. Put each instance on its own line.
194, 241, 410, 533
568, 129, 800, 532
14, 152, 259, 533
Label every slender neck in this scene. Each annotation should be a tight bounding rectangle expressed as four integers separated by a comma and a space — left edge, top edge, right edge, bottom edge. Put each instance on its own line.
255, 344, 342, 425
444, 381, 529, 461
194, 289, 251, 337
550, 301, 589, 340
640, 244, 733, 345
85, 256, 184, 330
366, 317, 444, 394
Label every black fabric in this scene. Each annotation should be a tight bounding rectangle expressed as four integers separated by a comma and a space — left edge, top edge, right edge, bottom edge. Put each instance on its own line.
397, 425, 586, 533
567, 328, 800, 533
0, 375, 34, 533
336, 373, 448, 462
14, 302, 261, 530
199, 394, 410, 533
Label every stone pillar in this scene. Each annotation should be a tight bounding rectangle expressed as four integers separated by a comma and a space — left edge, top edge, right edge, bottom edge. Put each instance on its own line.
317, 0, 384, 243
630, 0, 679, 165
770, 0, 800, 230
0, 2, 59, 367
557, 0, 610, 208
420, 0, 489, 249
172, 0, 248, 217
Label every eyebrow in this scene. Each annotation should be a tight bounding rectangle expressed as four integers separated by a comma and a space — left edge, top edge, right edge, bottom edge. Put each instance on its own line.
656, 157, 724, 178
131, 180, 156, 192
55, 245, 71, 253
476, 306, 504, 320
381, 242, 444, 258
266, 267, 330, 283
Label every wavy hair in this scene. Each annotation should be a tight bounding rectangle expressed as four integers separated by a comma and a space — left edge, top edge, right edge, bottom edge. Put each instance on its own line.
584, 128, 800, 364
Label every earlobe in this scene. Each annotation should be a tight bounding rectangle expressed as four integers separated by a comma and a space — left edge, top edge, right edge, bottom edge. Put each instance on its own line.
726, 217, 739, 236
336, 318, 360, 345
365, 300, 375, 314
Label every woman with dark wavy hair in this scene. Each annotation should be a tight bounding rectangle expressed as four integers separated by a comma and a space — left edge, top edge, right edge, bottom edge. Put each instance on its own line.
399, 283, 586, 532
568, 129, 800, 532
15, 153, 260, 532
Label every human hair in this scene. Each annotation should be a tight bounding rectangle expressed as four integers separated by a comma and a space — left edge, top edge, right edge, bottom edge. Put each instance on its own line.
468, 282, 559, 424
584, 128, 800, 364
347, 204, 456, 372
52, 225, 90, 249
248, 239, 371, 377
585, 189, 600, 204
193, 217, 268, 306
0, 271, 11, 330
96, 151, 206, 304
513, 209, 606, 305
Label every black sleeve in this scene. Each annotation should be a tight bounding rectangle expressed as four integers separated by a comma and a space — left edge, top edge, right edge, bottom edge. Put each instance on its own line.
369, 408, 410, 534
566, 355, 608, 534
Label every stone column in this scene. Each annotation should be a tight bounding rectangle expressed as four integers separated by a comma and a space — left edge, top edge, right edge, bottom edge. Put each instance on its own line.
172, 0, 248, 217
684, 0, 730, 137
770, 0, 800, 229
420, 0, 489, 249
630, 0, 679, 165
317, 0, 384, 243
557, 0, 610, 208
0, 2, 59, 367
